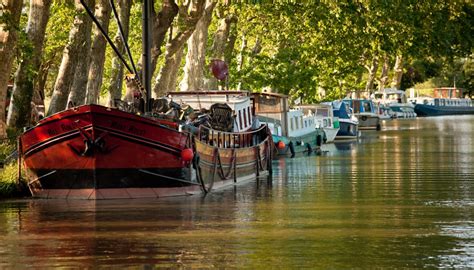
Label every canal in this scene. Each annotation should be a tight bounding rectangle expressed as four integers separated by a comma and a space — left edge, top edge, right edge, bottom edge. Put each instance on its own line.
1, 116, 473, 268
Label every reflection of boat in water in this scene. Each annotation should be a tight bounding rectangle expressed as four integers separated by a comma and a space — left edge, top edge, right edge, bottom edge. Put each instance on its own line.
344, 99, 381, 130
326, 100, 359, 141
251, 92, 325, 157
373, 88, 416, 119
410, 88, 474, 117
297, 104, 339, 143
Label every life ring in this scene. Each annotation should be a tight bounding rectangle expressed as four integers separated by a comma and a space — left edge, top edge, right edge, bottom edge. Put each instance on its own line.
361, 115, 367, 121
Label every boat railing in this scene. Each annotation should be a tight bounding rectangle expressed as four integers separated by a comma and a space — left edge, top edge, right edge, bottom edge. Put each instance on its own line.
197, 124, 269, 149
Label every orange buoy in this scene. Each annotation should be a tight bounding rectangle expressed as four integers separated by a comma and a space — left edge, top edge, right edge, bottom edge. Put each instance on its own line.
181, 148, 194, 162
277, 141, 286, 149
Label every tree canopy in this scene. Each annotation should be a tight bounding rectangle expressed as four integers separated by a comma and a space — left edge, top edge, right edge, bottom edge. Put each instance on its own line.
1, 0, 473, 131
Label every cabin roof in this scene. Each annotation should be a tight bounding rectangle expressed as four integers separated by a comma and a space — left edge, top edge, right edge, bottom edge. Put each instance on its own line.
167, 90, 250, 96
251, 92, 288, 99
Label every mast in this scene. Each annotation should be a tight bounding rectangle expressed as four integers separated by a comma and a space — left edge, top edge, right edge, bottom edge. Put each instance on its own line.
143, 0, 152, 112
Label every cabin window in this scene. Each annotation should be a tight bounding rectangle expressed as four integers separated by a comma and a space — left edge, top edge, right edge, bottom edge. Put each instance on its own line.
304, 120, 307, 128
295, 117, 299, 129
238, 110, 242, 130
363, 102, 371, 112
243, 109, 247, 128
300, 116, 303, 128
247, 107, 251, 125
290, 118, 294, 131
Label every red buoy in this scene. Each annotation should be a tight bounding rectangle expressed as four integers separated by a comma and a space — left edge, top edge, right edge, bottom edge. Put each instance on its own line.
181, 148, 194, 162
277, 141, 286, 149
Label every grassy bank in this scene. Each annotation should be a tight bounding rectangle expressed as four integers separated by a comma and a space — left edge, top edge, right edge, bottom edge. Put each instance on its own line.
1, 134, 30, 199
0, 162, 25, 198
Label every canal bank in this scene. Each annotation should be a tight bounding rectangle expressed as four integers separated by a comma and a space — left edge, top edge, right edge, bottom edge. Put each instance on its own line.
0, 137, 29, 199
0, 162, 28, 198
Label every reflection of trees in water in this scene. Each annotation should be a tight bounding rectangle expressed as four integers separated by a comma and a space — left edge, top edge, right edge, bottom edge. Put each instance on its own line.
1, 116, 473, 268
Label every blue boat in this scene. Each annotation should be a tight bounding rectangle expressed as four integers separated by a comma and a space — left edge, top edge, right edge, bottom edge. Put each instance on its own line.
411, 88, 474, 117
327, 100, 359, 140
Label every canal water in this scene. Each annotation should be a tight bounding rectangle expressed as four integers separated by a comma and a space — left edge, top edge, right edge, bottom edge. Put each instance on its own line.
1, 116, 473, 268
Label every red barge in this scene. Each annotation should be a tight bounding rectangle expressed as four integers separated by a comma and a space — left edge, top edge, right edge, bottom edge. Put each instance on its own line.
19, 105, 200, 199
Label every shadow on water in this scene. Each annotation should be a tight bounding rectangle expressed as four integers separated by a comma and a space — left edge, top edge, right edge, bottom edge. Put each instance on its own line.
0, 116, 473, 268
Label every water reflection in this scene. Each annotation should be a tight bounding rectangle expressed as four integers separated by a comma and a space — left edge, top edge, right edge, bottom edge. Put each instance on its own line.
0, 116, 473, 268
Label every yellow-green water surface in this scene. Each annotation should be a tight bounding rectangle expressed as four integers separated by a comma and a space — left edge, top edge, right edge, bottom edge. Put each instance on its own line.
1, 116, 473, 268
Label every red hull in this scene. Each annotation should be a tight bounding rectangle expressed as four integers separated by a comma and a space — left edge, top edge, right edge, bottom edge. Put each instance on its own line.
20, 105, 200, 199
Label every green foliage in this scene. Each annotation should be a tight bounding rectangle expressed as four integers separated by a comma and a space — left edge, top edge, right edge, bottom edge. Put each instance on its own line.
23, 0, 473, 105
101, 1, 143, 99
412, 55, 474, 92
0, 163, 18, 198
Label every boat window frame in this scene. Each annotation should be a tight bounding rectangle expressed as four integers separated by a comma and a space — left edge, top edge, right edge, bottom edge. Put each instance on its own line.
243, 108, 247, 128
238, 110, 242, 130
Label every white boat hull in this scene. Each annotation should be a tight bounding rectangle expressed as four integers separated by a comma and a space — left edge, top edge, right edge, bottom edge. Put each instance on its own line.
323, 127, 339, 143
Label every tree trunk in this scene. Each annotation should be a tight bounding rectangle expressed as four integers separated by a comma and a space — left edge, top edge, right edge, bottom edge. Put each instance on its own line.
378, 54, 390, 91
107, 0, 131, 105
163, 46, 184, 93
85, 0, 111, 104
236, 34, 247, 90
47, 0, 95, 115
7, 0, 52, 129
224, 23, 237, 67
391, 54, 403, 89
149, 0, 179, 76
211, 14, 236, 60
0, 0, 22, 137
152, 0, 206, 97
364, 55, 378, 92
179, 0, 216, 92
35, 58, 54, 105
208, 13, 237, 90
68, 0, 95, 106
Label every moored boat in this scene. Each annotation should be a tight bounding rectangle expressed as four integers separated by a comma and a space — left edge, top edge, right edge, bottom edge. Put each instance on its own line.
410, 88, 474, 117
344, 99, 381, 130
20, 104, 200, 199
168, 91, 273, 191
327, 100, 359, 140
251, 92, 325, 157
298, 104, 339, 143
373, 88, 416, 119
374, 102, 393, 120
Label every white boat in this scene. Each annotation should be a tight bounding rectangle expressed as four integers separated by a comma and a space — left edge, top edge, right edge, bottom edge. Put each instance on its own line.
297, 104, 339, 143
374, 102, 393, 120
373, 88, 417, 119
252, 92, 326, 156
326, 100, 359, 141
344, 99, 381, 130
